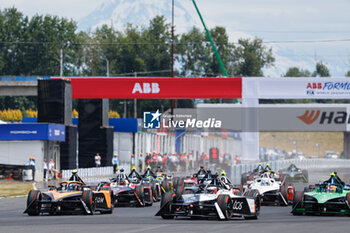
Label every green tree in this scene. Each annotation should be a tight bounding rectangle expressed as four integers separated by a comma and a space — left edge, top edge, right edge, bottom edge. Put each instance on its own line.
345, 70, 350, 77
178, 26, 234, 77
233, 38, 275, 76
284, 67, 311, 77
313, 61, 330, 77
178, 27, 206, 76
205, 26, 234, 77
0, 8, 81, 76
142, 16, 172, 77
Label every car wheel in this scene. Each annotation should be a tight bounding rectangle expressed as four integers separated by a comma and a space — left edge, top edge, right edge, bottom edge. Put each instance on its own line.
175, 184, 184, 200
82, 189, 94, 214
292, 191, 304, 215
280, 185, 289, 206
135, 185, 145, 207
26, 190, 41, 216
217, 194, 232, 220
161, 192, 175, 219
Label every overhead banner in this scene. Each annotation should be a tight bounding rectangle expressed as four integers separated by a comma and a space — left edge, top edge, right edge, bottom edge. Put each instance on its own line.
196, 104, 350, 132
243, 77, 350, 99
61, 77, 242, 99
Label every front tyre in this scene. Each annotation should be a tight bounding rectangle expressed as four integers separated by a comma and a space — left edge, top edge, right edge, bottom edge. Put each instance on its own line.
160, 192, 175, 219
292, 191, 304, 216
26, 190, 41, 216
82, 189, 94, 215
217, 194, 232, 220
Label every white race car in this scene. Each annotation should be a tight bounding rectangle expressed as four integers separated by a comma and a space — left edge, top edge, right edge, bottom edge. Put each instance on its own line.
244, 172, 294, 206
156, 175, 260, 220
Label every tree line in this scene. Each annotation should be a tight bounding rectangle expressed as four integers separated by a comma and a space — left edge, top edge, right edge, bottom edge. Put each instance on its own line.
0, 8, 348, 114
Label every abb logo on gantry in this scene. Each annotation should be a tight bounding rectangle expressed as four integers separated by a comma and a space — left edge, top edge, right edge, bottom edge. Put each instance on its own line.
306, 83, 322, 89
132, 83, 160, 94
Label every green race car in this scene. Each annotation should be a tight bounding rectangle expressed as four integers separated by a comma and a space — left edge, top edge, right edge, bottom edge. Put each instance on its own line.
292, 173, 350, 216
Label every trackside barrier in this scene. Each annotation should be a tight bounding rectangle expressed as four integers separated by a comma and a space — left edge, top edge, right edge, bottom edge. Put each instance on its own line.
62, 159, 350, 185
230, 159, 350, 184
61, 166, 113, 181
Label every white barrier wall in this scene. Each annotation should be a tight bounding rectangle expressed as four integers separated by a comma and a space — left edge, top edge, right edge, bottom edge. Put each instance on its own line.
113, 132, 133, 165
0, 141, 45, 181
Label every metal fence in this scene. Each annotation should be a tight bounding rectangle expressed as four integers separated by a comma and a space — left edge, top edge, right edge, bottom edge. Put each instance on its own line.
230, 159, 350, 184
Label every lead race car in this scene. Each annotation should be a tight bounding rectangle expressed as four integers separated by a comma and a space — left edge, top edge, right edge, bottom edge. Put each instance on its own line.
244, 171, 294, 206
99, 168, 153, 207
292, 172, 350, 216
24, 180, 113, 215
156, 172, 260, 220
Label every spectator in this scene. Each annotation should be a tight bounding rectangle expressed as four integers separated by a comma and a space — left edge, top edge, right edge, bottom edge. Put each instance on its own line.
138, 153, 143, 172
130, 154, 136, 169
151, 152, 158, 170
145, 153, 151, 170
188, 153, 195, 170
157, 154, 163, 170
112, 154, 119, 174
162, 153, 168, 170
27, 157, 36, 180
43, 158, 48, 181
179, 153, 187, 171
95, 153, 101, 167
49, 159, 55, 180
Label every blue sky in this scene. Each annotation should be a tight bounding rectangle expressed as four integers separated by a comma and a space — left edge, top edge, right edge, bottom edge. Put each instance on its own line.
1, 0, 349, 76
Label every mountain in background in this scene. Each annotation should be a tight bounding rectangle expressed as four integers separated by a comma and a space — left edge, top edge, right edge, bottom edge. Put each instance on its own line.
78, 0, 197, 32
78, 0, 349, 77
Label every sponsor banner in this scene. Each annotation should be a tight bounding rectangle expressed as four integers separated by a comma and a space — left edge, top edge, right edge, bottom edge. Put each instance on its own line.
196, 104, 350, 132
0, 124, 65, 141
64, 77, 242, 99
243, 78, 350, 99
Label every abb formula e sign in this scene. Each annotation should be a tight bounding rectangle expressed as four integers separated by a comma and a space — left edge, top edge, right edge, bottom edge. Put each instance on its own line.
67, 77, 242, 99
243, 78, 350, 99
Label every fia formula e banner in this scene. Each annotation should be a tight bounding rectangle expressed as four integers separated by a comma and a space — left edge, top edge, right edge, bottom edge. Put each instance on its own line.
244, 78, 350, 99
65, 77, 242, 99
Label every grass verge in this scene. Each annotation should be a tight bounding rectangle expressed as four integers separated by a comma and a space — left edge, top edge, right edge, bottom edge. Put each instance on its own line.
0, 181, 33, 198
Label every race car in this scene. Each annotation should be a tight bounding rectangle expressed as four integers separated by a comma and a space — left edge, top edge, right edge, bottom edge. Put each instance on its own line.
292, 172, 350, 216
279, 162, 308, 183
244, 171, 294, 206
141, 176, 161, 202
241, 163, 280, 185
100, 171, 153, 207
156, 173, 260, 220
154, 172, 174, 194
24, 181, 113, 215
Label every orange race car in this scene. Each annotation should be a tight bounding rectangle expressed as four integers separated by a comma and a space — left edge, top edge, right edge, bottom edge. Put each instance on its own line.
24, 181, 113, 215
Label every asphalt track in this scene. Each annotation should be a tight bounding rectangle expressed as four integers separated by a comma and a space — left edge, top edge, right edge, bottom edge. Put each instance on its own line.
0, 168, 349, 233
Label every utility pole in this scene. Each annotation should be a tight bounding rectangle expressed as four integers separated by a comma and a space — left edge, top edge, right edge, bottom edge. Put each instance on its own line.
171, 0, 176, 116
134, 72, 137, 118
123, 100, 127, 118
60, 49, 63, 77
106, 58, 110, 77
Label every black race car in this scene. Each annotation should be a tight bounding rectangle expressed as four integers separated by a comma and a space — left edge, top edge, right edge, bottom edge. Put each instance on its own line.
279, 163, 308, 183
